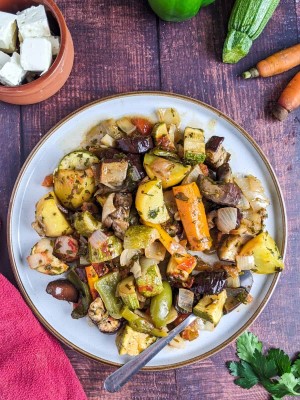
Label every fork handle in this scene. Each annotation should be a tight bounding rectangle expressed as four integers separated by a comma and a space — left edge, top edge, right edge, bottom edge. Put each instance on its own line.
104, 314, 196, 393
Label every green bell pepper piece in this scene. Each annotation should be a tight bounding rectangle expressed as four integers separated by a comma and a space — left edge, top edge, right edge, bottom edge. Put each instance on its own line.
67, 269, 92, 319
94, 272, 123, 319
122, 307, 168, 337
148, 0, 214, 22
150, 281, 172, 328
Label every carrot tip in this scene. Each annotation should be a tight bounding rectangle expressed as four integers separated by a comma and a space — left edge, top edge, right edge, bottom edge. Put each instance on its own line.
272, 104, 289, 121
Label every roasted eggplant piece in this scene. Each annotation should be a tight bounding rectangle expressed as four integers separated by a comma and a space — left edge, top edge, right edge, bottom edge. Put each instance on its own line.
88, 297, 122, 334
90, 148, 123, 160
99, 159, 128, 187
103, 192, 132, 239
117, 135, 153, 154
98, 315, 122, 334
88, 297, 107, 323
126, 153, 146, 180
224, 288, 248, 314
217, 234, 248, 262
46, 279, 79, 302
53, 236, 79, 262
197, 176, 242, 207
216, 163, 233, 183
205, 136, 230, 170
191, 271, 227, 301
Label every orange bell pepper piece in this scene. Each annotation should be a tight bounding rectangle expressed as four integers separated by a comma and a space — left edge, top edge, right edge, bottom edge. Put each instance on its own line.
85, 265, 99, 300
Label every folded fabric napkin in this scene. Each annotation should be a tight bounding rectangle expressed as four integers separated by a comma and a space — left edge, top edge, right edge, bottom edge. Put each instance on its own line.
0, 274, 87, 400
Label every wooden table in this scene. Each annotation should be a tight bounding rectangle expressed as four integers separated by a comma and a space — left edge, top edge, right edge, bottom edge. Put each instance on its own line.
1, 0, 299, 398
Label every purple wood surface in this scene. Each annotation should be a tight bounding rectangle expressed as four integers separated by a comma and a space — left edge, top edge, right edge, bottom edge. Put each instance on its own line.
0, 0, 299, 399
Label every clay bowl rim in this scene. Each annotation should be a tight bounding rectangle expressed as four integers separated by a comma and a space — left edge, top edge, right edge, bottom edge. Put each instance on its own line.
0, 0, 68, 93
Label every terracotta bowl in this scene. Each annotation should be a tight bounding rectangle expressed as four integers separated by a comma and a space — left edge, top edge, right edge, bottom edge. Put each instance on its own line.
0, 0, 74, 105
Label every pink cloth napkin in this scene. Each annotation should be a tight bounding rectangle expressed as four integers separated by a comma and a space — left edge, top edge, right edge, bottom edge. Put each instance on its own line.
0, 274, 88, 400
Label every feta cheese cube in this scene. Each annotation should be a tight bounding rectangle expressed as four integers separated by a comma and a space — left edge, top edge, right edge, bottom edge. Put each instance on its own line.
0, 50, 10, 69
46, 36, 60, 56
0, 11, 17, 53
20, 37, 52, 72
17, 5, 51, 40
0, 52, 26, 86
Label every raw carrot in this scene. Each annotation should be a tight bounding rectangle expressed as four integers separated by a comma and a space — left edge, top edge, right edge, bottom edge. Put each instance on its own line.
272, 71, 300, 121
242, 43, 300, 79
173, 182, 212, 251
85, 265, 99, 300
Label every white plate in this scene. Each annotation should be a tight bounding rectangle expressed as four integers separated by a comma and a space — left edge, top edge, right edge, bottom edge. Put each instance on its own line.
8, 92, 287, 369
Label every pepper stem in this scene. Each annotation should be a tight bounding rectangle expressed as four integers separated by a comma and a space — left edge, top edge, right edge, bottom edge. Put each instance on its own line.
242, 68, 259, 79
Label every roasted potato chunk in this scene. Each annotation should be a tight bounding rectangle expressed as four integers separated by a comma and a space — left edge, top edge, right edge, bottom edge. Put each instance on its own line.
33, 191, 73, 237
53, 168, 95, 210
239, 231, 284, 274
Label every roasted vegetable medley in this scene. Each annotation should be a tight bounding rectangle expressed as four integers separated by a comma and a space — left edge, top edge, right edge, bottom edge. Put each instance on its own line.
27, 108, 284, 356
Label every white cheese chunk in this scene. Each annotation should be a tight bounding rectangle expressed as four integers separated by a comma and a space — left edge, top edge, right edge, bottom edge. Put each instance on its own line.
0, 50, 10, 69
0, 11, 17, 53
17, 5, 51, 40
0, 52, 26, 86
20, 37, 52, 72
46, 36, 60, 56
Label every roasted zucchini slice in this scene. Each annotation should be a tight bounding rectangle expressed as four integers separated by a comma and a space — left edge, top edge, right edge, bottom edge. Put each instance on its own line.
193, 290, 227, 326
58, 150, 99, 170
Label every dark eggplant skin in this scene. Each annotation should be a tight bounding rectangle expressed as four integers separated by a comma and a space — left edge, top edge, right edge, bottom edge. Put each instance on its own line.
224, 287, 249, 314
197, 176, 242, 207
46, 279, 79, 303
117, 135, 153, 154
216, 163, 232, 183
206, 136, 224, 152
126, 153, 146, 180
90, 148, 123, 160
191, 271, 227, 301
205, 136, 230, 170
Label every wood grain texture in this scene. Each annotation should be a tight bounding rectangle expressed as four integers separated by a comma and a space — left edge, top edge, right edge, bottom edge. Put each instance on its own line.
0, 104, 21, 284
0, 0, 300, 399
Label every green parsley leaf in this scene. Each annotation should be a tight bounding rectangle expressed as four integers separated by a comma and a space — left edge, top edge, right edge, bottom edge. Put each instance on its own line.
267, 348, 292, 375
228, 361, 259, 389
292, 357, 300, 378
236, 331, 263, 363
251, 349, 278, 379
263, 373, 300, 398
226, 332, 300, 399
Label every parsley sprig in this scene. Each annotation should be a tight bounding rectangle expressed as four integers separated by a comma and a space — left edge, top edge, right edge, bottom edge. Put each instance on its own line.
227, 332, 300, 399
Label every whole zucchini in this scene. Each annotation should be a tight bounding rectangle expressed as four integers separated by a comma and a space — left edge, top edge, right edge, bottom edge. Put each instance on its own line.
223, 0, 280, 64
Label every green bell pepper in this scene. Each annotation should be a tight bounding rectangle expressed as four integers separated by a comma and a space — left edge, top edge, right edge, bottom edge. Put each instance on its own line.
150, 281, 172, 328
67, 269, 92, 319
121, 307, 168, 337
94, 272, 123, 319
148, 0, 215, 22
